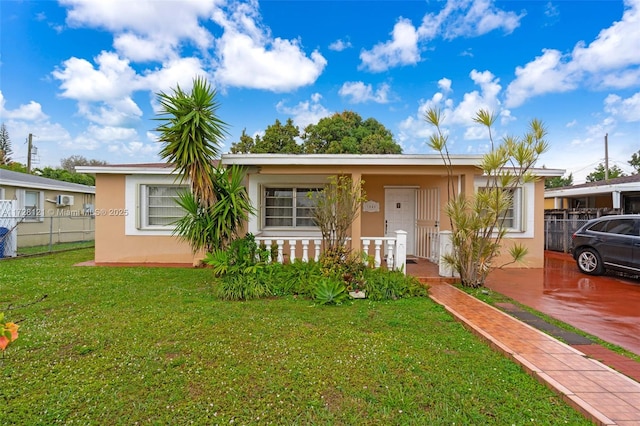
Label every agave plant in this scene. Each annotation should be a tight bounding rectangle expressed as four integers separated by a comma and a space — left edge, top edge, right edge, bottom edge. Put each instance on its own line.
314, 278, 348, 305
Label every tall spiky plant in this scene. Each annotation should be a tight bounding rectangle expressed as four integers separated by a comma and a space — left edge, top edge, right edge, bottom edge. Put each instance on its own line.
426, 108, 549, 287
155, 76, 227, 207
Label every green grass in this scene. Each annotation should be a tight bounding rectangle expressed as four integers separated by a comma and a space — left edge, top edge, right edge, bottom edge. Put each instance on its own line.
0, 249, 590, 425
15, 240, 94, 256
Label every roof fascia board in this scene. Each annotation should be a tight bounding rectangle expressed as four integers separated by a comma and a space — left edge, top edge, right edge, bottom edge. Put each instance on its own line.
0, 179, 95, 193
546, 181, 640, 197
221, 154, 482, 166
76, 166, 177, 175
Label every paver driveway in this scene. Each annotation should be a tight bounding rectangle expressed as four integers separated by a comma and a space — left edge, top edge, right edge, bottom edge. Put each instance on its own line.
485, 251, 640, 356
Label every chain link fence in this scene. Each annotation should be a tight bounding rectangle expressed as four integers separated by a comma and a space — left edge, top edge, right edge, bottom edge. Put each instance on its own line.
0, 215, 94, 258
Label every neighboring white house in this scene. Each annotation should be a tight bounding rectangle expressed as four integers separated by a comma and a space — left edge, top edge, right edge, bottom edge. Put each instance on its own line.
545, 174, 640, 214
0, 169, 96, 255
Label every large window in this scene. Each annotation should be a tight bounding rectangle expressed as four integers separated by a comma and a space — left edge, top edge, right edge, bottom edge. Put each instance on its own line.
264, 187, 320, 228
139, 185, 186, 229
478, 187, 523, 231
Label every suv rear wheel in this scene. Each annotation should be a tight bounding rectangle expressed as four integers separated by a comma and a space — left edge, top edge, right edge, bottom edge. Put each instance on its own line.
576, 248, 604, 275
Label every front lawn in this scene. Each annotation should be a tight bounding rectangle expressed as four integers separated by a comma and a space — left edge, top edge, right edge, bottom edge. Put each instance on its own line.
0, 249, 589, 424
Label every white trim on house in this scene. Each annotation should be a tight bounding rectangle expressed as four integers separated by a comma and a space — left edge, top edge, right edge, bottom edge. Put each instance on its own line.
124, 175, 188, 236
546, 181, 640, 197
473, 178, 535, 238
247, 173, 329, 237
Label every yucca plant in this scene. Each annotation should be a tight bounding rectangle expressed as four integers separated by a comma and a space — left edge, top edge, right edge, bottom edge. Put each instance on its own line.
155, 76, 227, 208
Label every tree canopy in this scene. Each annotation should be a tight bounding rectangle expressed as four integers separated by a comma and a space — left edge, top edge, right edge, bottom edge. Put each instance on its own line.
60, 155, 108, 173
545, 173, 573, 189
585, 163, 626, 182
34, 166, 96, 186
629, 149, 640, 174
230, 111, 402, 154
0, 123, 12, 165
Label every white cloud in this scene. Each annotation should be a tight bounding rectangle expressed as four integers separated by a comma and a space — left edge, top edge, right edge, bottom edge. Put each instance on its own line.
107, 141, 157, 157
360, 18, 420, 72
212, 1, 326, 91
276, 93, 332, 129
506, 0, 640, 106
0, 91, 49, 122
604, 92, 640, 122
505, 49, 578, 108
571, 0, 640, 74
338, 82, 391, 104
52, 51, 141, 102
329, 39, 352, 52
398, 70, 505, 150
213, 32, 326, 92
439, 0, 523, 39
62, 0, 216, 62
361, 0, 524, 72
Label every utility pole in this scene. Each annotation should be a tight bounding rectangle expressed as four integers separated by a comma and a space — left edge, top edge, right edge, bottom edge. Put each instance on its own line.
27, 133, 33, 173
604, 133, 609, 181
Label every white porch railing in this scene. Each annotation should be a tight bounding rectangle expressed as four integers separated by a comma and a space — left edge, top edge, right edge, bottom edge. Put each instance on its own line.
255, 230, 408, 274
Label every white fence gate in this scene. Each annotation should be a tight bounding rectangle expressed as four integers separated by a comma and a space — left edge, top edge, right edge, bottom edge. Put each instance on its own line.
0, 200, 18, 258
415, 188, 440, 262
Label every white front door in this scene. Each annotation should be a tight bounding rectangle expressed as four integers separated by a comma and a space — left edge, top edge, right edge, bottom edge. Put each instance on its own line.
385, 188, 416, 255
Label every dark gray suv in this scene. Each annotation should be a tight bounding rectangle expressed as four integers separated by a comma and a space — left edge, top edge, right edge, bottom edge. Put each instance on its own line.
571, 214, 640, 276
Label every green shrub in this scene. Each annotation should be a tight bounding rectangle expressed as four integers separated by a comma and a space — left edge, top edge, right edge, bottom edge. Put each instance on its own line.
363, 268, 428, 301
216, 273, 269, 301
266, 260, 323, 297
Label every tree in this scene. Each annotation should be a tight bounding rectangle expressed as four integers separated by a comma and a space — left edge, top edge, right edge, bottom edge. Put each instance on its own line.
155, 76, 227, 207
60, 155, 108, 173
229, 129, 255, 154
426, 108, 549, 288
0, 123, 12, 165
34, 166, 95, 186
545, 173, 573, 189
585, 163, 626, 182
312, 175, 366, 256
0, 162, 27, 173
255, 118, 302, 153
229, 111, 402, 154
303, 111, 401, 154
629, 149, 640, 174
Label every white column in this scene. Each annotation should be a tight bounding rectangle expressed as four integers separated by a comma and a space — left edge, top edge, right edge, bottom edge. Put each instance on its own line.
395, 230, 407, 275
276, 239, 284, 263
289, 239, 297, 262
612, 191, 621, 209
361, 239, 370, 263
264, 239, 272, 263
373, 239, 382, 267
438, 230, 459, 277
302, 240, 309, 262
314, 239, 321, 261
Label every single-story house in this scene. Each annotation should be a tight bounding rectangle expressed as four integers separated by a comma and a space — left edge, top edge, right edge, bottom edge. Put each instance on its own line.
0, 168, 96, 253
544, 174, 640, 214
78, 154, 563, 274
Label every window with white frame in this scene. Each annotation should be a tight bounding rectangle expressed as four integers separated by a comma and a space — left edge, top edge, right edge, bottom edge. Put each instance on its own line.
139, 184, 187, 229
263, 187, 321, 228
478, 186, 523, 231
17, 189, 44, 221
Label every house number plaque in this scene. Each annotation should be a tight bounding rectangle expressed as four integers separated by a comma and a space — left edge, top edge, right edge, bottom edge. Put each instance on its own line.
363, 200, 379, 213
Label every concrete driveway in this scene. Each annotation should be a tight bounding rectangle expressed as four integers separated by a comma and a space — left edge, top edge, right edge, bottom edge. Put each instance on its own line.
485, 251, 640, 356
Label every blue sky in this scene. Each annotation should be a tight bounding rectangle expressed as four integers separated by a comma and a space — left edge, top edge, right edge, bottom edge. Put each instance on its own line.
1, 0, 638, 183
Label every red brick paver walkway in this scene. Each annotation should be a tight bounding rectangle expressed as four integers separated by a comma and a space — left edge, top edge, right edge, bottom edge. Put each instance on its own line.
428, 281, 640, 426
